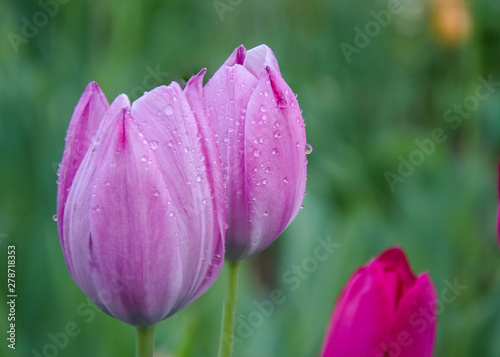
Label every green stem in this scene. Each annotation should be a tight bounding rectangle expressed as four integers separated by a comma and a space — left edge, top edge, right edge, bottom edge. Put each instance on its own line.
136, 325, 155, 357
218, 261, 240, 357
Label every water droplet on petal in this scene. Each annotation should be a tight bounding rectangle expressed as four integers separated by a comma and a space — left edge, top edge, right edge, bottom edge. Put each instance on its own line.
52, 214, 58, 221
225, 223, 229, 230
277, 99, 287, 108
305, 143, 313, 154
93, 206, 101, 213
253, 149, 261, 157
263, 211, 269, 216
150, 140, 158, 150
141, 155, 148, 162
104, 181, 111, 186
260, 105, 267, 112
164, 105, 173, 115
265, 167, 271, 173
262, 178, 268, 185
210, 254, 221, 266
274, 130, 282, 139
283, 177, 289, 183
271, 148, 279, 155
169, 211, 174, 217
258, 137, 265, 144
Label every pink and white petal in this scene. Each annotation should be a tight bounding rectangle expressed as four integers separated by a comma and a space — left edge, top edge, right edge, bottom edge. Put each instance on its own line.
87, 110, 184, 326
238, 68, 307, 259
243, 44, 281, 78
57, 82, 108, 246
204, 64, 260, 260
62, 94, 129, 280
130, 81, 223, 312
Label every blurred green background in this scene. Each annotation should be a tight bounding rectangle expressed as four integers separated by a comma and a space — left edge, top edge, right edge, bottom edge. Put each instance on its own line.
1, 0, 500, 356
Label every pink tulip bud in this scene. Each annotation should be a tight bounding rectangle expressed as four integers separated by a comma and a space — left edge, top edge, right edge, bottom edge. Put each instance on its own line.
56, 71, 225, 326
321, 247, 437, 357
204, 44, 308, 261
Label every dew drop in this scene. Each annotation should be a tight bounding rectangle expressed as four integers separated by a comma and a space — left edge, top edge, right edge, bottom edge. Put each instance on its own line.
271, 148, 279, 155
210, 254, 221, 266
258, 137, 265, 144
263, 211, 269, 216
169, 211, 175, 217
283, 177, 289, 184
153, 190, 160, 197
274, 130, 282, 139
305, 143, 313, 154
260, 105, 267, 112
196, 175, 202, 183
52, 214, 58, 222
277, 99, 287, 109
93, 206, 101, 213
141, 155, 148, 162
262, 178, 268, 185
104, 181, 111, 186
150, 140, 158, 150
225, 223, 229, 230
265, 167, 271, 173
253, 149, 261, 157
164, 105, 173, 115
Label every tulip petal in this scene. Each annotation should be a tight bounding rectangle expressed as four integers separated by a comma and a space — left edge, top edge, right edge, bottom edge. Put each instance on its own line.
130, 76, 225, 313
57, 82, 108, 249
204, 62, 261, 260
243, 44, 281, 78
62, 94, 131, 313
321, 264, 395, 357
392, 274, 437, 357
235, 66, 307, 259
222, 44, 247, 67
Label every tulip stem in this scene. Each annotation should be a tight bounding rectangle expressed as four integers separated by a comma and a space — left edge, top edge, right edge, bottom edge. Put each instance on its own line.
136, 325, 155, 357
218, 261, 240, 357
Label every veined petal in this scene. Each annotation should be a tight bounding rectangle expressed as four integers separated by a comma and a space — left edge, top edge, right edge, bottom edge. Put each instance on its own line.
204, 63, 260, 260
57, 82, 108, 248
243, 44, 281, 78
62, 94, 130, 312
232, 66, 307, 260
130, 77, 224, 314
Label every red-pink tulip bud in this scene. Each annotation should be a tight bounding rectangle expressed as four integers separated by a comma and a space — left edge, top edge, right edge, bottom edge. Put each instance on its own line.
321, 247, 437, 357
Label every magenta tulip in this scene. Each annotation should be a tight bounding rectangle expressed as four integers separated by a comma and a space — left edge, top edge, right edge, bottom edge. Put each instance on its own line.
56, 72, 225, 327
321, 247, 437, 357
204, 44, 308, 261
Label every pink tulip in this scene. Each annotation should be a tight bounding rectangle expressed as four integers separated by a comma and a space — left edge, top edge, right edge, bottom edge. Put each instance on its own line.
204, 44, 308, 261
321, 247, 437, 357
56, 72, 225, 327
